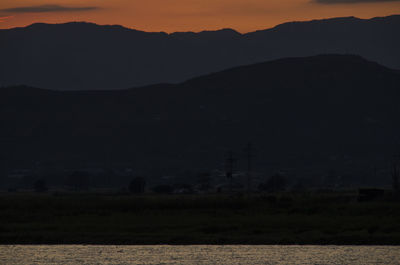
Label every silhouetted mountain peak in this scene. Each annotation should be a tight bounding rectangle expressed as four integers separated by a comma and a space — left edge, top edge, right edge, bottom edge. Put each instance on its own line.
24, 21, 99, 30
246, 15, 399, 37
168, 28, 241, 40
182, 54, 393, 88
198, 28, 241, 37
370, 14, 400, 22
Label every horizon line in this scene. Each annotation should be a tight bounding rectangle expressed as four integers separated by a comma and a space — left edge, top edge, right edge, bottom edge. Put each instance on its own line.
1, 13, 399, 34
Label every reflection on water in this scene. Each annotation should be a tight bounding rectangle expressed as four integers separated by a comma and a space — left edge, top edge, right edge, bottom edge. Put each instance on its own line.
1, 245, 399, 265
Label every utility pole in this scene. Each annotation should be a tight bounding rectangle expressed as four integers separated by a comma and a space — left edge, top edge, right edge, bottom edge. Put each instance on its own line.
225, 151, 236, 193
0, 137, 15, 184
244, 142, 255, 193
392, 153, 400, 195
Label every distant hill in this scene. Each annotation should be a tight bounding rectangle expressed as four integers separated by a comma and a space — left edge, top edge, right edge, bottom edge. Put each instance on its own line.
1, 55, 400, 186
0, 15, 399, 90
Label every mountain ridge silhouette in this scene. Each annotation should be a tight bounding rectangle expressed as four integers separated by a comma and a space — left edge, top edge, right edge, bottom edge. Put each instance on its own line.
1, 15, 399, 90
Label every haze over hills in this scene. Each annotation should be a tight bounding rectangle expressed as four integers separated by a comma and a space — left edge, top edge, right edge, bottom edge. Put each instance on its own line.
1, 55, 400, 187
0, 15, 399, 90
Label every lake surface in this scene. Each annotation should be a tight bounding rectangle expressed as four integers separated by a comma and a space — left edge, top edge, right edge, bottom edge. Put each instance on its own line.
1, 245, 399, 264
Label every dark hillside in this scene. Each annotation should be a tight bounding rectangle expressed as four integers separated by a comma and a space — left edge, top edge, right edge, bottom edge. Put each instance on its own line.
1, 55, 400, 186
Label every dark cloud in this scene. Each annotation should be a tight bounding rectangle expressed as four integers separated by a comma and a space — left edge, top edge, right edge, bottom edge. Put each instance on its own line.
0, 16, 14, 22
315, 0, 400, 3
0, 5, 99, 13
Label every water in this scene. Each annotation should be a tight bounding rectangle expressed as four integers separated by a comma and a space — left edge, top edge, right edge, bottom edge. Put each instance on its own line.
1, 245, 399, 265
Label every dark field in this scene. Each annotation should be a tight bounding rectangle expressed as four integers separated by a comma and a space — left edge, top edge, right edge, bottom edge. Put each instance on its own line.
1, 192, 400, 245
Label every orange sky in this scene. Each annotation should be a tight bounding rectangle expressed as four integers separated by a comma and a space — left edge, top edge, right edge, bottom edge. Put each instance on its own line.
0, 0, 400, 33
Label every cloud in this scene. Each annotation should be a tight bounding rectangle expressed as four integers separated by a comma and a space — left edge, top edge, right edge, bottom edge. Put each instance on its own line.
0, 16, 14, 22
0, 4, 99, 13
315, 0, 400, 4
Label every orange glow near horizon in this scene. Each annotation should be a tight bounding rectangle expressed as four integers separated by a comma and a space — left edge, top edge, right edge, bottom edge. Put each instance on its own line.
0, 0, 400, 33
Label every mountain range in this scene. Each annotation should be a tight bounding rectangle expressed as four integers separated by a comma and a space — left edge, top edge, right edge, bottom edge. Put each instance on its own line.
0, 15, 399, 90
1, 55, 400, 185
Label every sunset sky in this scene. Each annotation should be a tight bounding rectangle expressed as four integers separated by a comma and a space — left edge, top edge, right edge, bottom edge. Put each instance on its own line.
0, 0, 399, 33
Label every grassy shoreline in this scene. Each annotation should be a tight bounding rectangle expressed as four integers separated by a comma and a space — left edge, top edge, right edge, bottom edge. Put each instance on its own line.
1, 192, 400, 245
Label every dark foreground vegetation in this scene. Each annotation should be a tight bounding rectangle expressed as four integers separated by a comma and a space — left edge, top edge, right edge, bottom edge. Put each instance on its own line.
1, 191, 400, 245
